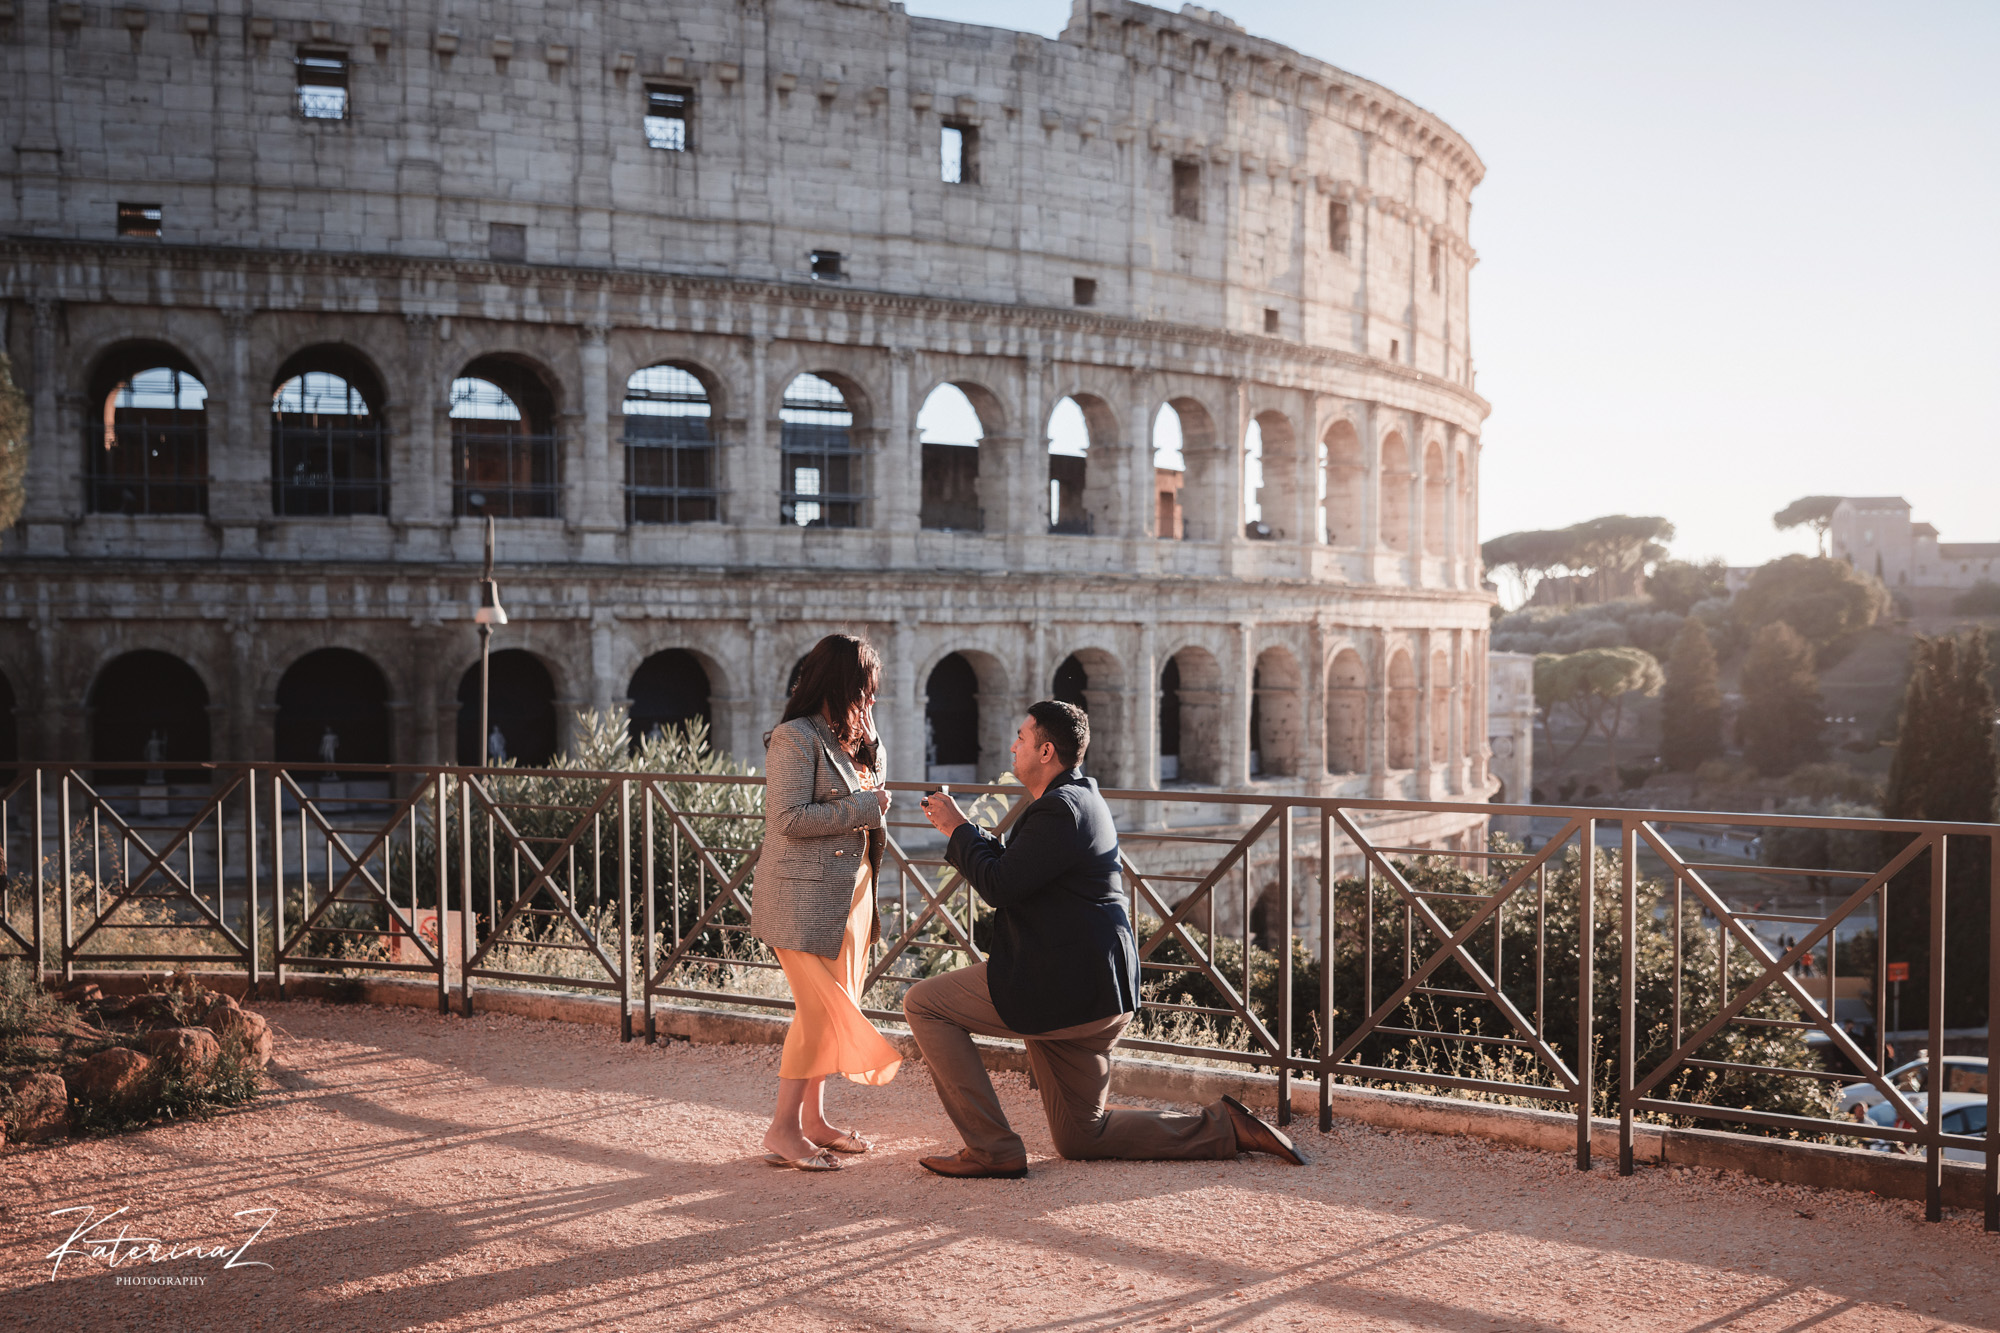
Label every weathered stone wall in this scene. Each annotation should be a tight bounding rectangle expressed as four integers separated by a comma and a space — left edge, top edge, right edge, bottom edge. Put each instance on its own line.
0, 0, 1496, 852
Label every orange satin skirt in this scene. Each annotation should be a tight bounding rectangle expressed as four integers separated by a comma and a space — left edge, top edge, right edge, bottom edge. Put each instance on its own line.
773, 866, 902, 1085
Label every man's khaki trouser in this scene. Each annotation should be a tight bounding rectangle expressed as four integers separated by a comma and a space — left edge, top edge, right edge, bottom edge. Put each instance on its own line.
903, 962, 1237, 1167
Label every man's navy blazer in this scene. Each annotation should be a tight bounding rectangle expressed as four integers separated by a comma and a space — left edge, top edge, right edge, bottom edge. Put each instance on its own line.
944, 769, 1140, 1035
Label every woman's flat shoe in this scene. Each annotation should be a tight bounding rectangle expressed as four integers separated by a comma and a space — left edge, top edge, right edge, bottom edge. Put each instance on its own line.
780, 1148, 844, 1172
819, 1130, 871, 1154
761, 1152, 790, 1167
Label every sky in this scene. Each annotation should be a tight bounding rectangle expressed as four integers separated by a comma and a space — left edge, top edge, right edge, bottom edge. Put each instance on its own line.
903, 0, 2000, 569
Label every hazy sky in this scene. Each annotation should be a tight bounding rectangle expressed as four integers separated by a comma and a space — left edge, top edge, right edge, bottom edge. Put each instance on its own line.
904, 1, 1999, 568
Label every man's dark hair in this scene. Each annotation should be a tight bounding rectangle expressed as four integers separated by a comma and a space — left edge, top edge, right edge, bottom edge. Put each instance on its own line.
1026, 699, 1089, 770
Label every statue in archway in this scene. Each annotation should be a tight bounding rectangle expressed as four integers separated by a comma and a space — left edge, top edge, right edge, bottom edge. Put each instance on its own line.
318, 725, 340, 765
487, 724, 507, 763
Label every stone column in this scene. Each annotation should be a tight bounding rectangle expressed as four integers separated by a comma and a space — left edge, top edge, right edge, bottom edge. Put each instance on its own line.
1408, 412, 1428, 585
1367, 627, 1389, 797
395, 313, 446, 558
1124, 369, 1153, 546
1133, 621, 1159, 799
881, 348, 917, 555
1361, 401, 1382, 564
23, 297, 70, 554
575, 324, 618, 558
889, 618, 922, 784
589, 607, 620, 714
1471, 629, 1491, 790
228, 615, 259, 759
1015, 342, 1046, 545
738, 335, 775, 541
1447, 627, 1465, 795
1219, 380, 1247, 566
211, 310, 260, 555
1304, 619, 1329, 786
1223, 620, 1253, 790
1414, 628, 1434, 799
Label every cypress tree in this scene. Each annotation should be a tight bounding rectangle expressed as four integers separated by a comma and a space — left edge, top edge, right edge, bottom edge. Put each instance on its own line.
1741, 622, 1822, 776
1660, 616, 1723, 770
1883, 630, 1999, 1028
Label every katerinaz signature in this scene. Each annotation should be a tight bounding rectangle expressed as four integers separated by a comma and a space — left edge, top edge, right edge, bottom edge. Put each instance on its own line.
43, 1205, 277, 1281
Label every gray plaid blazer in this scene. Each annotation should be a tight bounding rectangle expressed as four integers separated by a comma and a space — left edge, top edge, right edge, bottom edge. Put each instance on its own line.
751, 715, 887, 959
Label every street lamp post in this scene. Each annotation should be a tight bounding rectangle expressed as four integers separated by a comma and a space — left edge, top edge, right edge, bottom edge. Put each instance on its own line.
473, 513, 508, 766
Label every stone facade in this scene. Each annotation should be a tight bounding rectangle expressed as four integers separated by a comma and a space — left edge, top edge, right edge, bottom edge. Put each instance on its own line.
1827, 498, 2000, 591
0, 0, 1495, 850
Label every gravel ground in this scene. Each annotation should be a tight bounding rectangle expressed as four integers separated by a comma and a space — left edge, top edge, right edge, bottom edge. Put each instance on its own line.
2, 999, 1997, 1332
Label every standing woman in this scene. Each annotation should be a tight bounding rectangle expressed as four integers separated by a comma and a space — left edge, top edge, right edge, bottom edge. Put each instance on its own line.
754, 633, 903, 1170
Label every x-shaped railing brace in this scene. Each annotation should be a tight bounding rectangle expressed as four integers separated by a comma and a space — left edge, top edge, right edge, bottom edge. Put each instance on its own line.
460, 775, 624, 981
1629, 823, 1932, 1131
66, 770, 251, 958
275, 771, 436, 963
1324, 811, 1585, 1091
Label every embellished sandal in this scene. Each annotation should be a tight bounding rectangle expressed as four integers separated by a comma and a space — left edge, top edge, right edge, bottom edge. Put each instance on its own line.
818, 1129, 872, 1155
778, 1148, 843, 1172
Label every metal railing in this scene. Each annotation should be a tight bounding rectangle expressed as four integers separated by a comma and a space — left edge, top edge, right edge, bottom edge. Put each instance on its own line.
1, 760, 1992, 1229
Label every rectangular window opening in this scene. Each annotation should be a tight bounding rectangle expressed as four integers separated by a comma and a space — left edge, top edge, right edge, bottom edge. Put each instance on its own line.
1428, 241, 1441, 293
1172, 160, 1201, 220
644, 84, 690, 151
1072, 277, 1097, 307
1329, 201, 1350, 255
488, 222, 527, 262
296, 50, 349, 120
117, 202, 162, 238
1263, 307, 1279, 335
1389, 338, 1401, 360
810, 249, 843, 280
940, 121, 979, 185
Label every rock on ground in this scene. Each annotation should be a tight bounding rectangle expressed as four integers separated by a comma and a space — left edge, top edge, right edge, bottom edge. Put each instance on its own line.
65, 1047, 153, 1110
1, 999, 1996, 1332
138, 1027, 222, 1085
2, 1072, 68, 1143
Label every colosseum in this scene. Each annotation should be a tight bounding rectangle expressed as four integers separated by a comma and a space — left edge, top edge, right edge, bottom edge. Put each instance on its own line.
0, 0, 1496, 866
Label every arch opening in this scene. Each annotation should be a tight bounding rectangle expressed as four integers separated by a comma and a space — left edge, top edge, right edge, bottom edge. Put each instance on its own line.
1379, 432, 1411, 553
1160, 647, 1222, 784
271, 347, 389, 517
87, 345, 208, 516
1246, 411, 1298, 541
1153, 404, 1187, 540
1047, 396, 1101, 536
780, 373, 860, 528
1052, 653, 1089, 710
1387, 650, 1417, 769
457, 650, 557, 766
90, 650, 210, 781
451, 356, 560, 519
1423, 441, 1448, 557
1053, 646, 1123, 783
628, 650, 713, 749
1327, 649, 1367, 774
275, 648, 391, 773
1321, 419, 1364, 546
1251, 647, 1301, 777
918, 383, 983, 531
623, 363, 717, 524
925, 652, 980, 783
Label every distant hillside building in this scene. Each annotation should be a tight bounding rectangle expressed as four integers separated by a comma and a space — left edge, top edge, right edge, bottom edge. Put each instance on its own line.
1827, 498, 2000, 589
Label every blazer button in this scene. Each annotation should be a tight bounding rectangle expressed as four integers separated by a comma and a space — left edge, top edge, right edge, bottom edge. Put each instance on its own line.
834, 850, 844, 856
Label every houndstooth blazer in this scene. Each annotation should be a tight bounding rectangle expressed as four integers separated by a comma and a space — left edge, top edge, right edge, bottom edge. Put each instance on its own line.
751, 714, 887, 959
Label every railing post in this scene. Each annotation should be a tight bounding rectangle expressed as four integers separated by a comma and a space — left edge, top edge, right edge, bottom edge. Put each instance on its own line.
458, 774, 476, 1017
1619, 818, 1637, 1176
434, 773, 449, 1017
1276, 799, 1293, 1126
1926, 834, 1946, 1222
619, 775, 633, 1042
643, 781, 657, 1044
1986, 830, 1998, 1235
58, 772, 72, 985
245, 766, 259, 996
31, 768, 43, 985
1319, 805, 1334, 1134
1577, 816, 1594, 1171
272, 772, 287, 999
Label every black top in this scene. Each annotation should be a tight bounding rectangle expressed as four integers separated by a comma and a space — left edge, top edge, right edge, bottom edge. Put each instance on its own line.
944, 769, 1140, 1035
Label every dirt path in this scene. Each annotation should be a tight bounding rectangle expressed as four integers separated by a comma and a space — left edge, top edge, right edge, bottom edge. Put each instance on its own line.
2, 999, 1996, 1331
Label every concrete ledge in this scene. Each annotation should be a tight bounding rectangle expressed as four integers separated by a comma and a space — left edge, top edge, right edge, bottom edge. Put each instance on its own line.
55, 969, 1988, 1211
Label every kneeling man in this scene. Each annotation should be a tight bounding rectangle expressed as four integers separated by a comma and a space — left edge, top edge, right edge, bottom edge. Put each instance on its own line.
907, 700, 1307, 1179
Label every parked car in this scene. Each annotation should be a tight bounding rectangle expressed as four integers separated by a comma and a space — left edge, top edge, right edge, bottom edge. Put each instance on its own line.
1866, 1092, 1992, 1164
1836, 1055, 1988, 1114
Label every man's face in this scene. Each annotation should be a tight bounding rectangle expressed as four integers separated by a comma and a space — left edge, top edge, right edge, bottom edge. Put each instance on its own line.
1011, 717, 1055, 780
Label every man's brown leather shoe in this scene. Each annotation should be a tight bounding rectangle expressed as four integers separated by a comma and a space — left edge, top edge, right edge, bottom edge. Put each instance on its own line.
1221, 1094, 1310, 1165
919, 1149, 1028, 1180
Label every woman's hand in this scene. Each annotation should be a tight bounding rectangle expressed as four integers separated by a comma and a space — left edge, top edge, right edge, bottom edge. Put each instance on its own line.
874, 788, 892, 815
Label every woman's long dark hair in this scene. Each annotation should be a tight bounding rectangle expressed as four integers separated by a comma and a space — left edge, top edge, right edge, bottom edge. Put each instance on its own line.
771, 633, 882, 766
